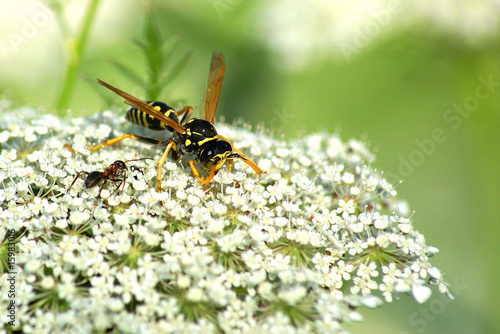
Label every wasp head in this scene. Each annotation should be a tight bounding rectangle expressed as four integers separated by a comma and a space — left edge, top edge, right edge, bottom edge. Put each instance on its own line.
199, 140, 234, 173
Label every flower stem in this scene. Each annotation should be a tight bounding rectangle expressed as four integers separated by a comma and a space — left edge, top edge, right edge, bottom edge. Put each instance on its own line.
55, 0, 101, 115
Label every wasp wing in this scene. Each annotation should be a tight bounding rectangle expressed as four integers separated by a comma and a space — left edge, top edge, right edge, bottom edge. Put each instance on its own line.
204, 51, 225, 124
97, 79, 186, 134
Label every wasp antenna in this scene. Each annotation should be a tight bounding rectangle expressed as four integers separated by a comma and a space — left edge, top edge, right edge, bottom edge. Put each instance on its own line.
228, 152, 247, 160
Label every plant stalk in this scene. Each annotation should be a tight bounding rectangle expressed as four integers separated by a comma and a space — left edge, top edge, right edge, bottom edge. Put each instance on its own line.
55, 0, 101, 115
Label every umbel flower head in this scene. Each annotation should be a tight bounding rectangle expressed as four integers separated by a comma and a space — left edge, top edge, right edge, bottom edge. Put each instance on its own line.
0, 101, 451, 333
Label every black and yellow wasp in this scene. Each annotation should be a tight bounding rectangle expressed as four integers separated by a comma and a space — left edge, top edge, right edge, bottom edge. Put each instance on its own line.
91, 51, 263, 192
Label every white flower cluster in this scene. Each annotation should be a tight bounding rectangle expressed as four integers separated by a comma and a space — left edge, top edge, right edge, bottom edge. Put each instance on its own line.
0, 101, 451, 333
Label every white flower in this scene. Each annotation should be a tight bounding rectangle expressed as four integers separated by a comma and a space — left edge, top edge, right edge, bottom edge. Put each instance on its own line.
187, 194, 201, 206
357, 263, 379, 279
279, 285, 307, 306
0, 130, 10, 142
186, 287, 204, 302
263, 185, 283, 204
337, 198, 356, 218
351, 276, 378, 296
0, 106, 450, 333
412, 284, 433, 304
374, 215, 389, 229
69, 210, 90, 225
341, 172, 355, 184
27, 197, 47, 215
40, 276, 55, 290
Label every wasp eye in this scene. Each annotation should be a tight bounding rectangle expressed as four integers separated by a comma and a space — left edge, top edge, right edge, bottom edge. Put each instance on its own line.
200, 149, 214, 161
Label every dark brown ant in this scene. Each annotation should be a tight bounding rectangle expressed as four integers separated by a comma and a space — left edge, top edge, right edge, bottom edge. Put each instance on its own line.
68, 158, 152, 197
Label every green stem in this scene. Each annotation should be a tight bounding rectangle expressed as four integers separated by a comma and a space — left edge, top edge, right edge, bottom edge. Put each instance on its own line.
55, 0, 101, 115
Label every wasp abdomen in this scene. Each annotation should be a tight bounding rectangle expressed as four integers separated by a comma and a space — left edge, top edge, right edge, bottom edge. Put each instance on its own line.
126, 101, 178, 131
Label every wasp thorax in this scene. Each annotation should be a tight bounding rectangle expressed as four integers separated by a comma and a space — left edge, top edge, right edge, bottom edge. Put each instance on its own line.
183, 118, 218, 151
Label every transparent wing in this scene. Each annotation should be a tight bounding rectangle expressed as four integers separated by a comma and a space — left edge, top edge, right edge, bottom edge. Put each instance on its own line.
97, 79, 185, 134
204, 51, 225, 124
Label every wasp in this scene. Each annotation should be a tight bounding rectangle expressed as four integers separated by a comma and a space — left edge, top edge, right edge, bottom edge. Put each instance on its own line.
90, 51, 263, 192
68, 158, 152, 196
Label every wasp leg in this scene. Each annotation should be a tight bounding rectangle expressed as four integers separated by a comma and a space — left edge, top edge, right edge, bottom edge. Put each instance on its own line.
90, 134, 164, 152
188, 158, 202, 183
227, 159, 234, 173
156, 140, 176, 192
224, 159, 241, 188
64, 143, 75, 153
176, 106, 193, 124
188, 159, 217, 191
218, 135, 263, 175
68, 171, 90, 192
202, 164, 218, 186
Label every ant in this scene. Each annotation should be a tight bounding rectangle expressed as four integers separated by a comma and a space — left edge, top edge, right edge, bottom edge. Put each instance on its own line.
68, 158, 152, 197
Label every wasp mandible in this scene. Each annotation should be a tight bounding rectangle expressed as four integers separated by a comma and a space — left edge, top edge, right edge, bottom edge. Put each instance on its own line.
90, 51, 263, 192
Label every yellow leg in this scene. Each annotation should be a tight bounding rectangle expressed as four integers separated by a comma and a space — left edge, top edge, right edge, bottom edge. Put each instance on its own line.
176, 106, 193, 117
224, 159, 242, 188
64, 143, 75, 153
90, 134, 141, 152
218, 135, 263, 175
90, 134, 164, 152
188, 159, 218, 190
202, 164, 218, 185
188, 158, 203, 183
156, 141, 176, 192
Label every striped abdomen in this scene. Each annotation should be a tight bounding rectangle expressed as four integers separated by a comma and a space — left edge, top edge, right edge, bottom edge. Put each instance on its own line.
126, 101, 179, 132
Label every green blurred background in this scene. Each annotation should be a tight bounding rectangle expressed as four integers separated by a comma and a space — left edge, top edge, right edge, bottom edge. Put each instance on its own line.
1, 1, 499, 333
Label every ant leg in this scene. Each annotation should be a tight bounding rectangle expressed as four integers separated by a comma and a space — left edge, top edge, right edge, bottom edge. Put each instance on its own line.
121, 171, 127, 191
97, 180, 107, 198
109, 176, 125, 193
68, 171, 90, 192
